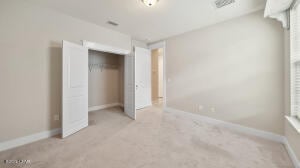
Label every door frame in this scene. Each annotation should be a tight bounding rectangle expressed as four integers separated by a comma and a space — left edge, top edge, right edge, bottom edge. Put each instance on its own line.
81, 40, 134, 116
82, 40, 130, 55
148, 41, 166, 109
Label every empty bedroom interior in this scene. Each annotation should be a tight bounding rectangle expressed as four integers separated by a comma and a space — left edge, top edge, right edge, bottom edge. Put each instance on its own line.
0, 0, 300, 168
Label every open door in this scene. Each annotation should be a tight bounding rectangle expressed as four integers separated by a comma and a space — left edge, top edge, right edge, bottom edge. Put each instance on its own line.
62, 41, 88, 138
124, 51, 136, 119
135, 47, 152, 109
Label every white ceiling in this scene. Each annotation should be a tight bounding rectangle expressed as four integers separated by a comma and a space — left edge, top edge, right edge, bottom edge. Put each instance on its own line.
27, 0, 266, 43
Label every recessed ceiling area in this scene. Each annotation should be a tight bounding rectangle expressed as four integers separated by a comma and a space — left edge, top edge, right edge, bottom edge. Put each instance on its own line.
27, 0, 266, 43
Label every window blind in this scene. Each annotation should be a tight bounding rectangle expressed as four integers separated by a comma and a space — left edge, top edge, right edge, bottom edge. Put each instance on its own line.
290, 3, 300, 119
294, 63, 300, 119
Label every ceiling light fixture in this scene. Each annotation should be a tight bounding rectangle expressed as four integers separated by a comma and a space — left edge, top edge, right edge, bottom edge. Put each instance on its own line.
141, 0, 159, 7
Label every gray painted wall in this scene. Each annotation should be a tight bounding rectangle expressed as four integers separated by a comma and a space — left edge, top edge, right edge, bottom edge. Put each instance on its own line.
165, 10, 285, 135
0, 0, 131, 142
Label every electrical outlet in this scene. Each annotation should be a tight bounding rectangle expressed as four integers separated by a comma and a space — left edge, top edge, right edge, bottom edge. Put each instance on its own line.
210, 107, 216, 113
198, 105, 204, 111
54, 114, 60, 121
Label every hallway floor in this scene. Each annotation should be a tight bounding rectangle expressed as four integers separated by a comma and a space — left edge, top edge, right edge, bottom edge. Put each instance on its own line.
0, 105, 293, 168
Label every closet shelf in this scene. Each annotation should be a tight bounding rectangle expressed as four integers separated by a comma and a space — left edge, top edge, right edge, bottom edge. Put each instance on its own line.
89, 63, 119, 72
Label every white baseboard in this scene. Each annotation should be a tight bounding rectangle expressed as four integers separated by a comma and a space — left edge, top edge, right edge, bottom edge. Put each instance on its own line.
164, 107, 300, 168
0, 103, 123, 152
0, 128, 61, 152
164, 107, 284, 143
88, 103, 123, 112
1, 106, 298, 168
284, 138, 300, 168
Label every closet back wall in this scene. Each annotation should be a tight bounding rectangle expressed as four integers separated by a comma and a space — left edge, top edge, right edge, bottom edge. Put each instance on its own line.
88, 50, 124, 108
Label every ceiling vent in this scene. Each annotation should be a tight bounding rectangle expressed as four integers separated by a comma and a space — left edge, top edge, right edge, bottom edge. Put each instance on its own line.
214, 0, 235, 8
107, 21, 119, 26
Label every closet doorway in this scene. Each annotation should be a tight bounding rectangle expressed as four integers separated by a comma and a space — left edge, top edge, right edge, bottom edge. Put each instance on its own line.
88, 50, 124, 113
62, 40, 135, 138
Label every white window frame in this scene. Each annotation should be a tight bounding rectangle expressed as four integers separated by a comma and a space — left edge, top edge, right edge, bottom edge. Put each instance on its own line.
287, 0, 300, 133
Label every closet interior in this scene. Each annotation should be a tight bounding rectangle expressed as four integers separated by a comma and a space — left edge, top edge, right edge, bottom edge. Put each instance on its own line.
88, 50, 124, 112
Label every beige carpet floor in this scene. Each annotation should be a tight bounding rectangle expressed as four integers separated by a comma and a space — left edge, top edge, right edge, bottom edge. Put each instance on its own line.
0, 104, 293, 168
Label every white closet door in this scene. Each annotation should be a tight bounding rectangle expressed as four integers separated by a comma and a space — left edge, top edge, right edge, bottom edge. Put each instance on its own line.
124, 53, 136, 119
135, 47, 152, 109
62, 41, 88, 138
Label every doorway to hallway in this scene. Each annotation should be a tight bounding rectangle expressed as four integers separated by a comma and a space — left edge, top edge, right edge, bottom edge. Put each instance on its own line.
151, 48, 164, 106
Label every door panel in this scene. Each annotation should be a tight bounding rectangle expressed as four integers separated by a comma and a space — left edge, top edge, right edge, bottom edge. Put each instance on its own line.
62, 40, 88, 138
124, 53, 136, 119
135, 47, 151, 109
